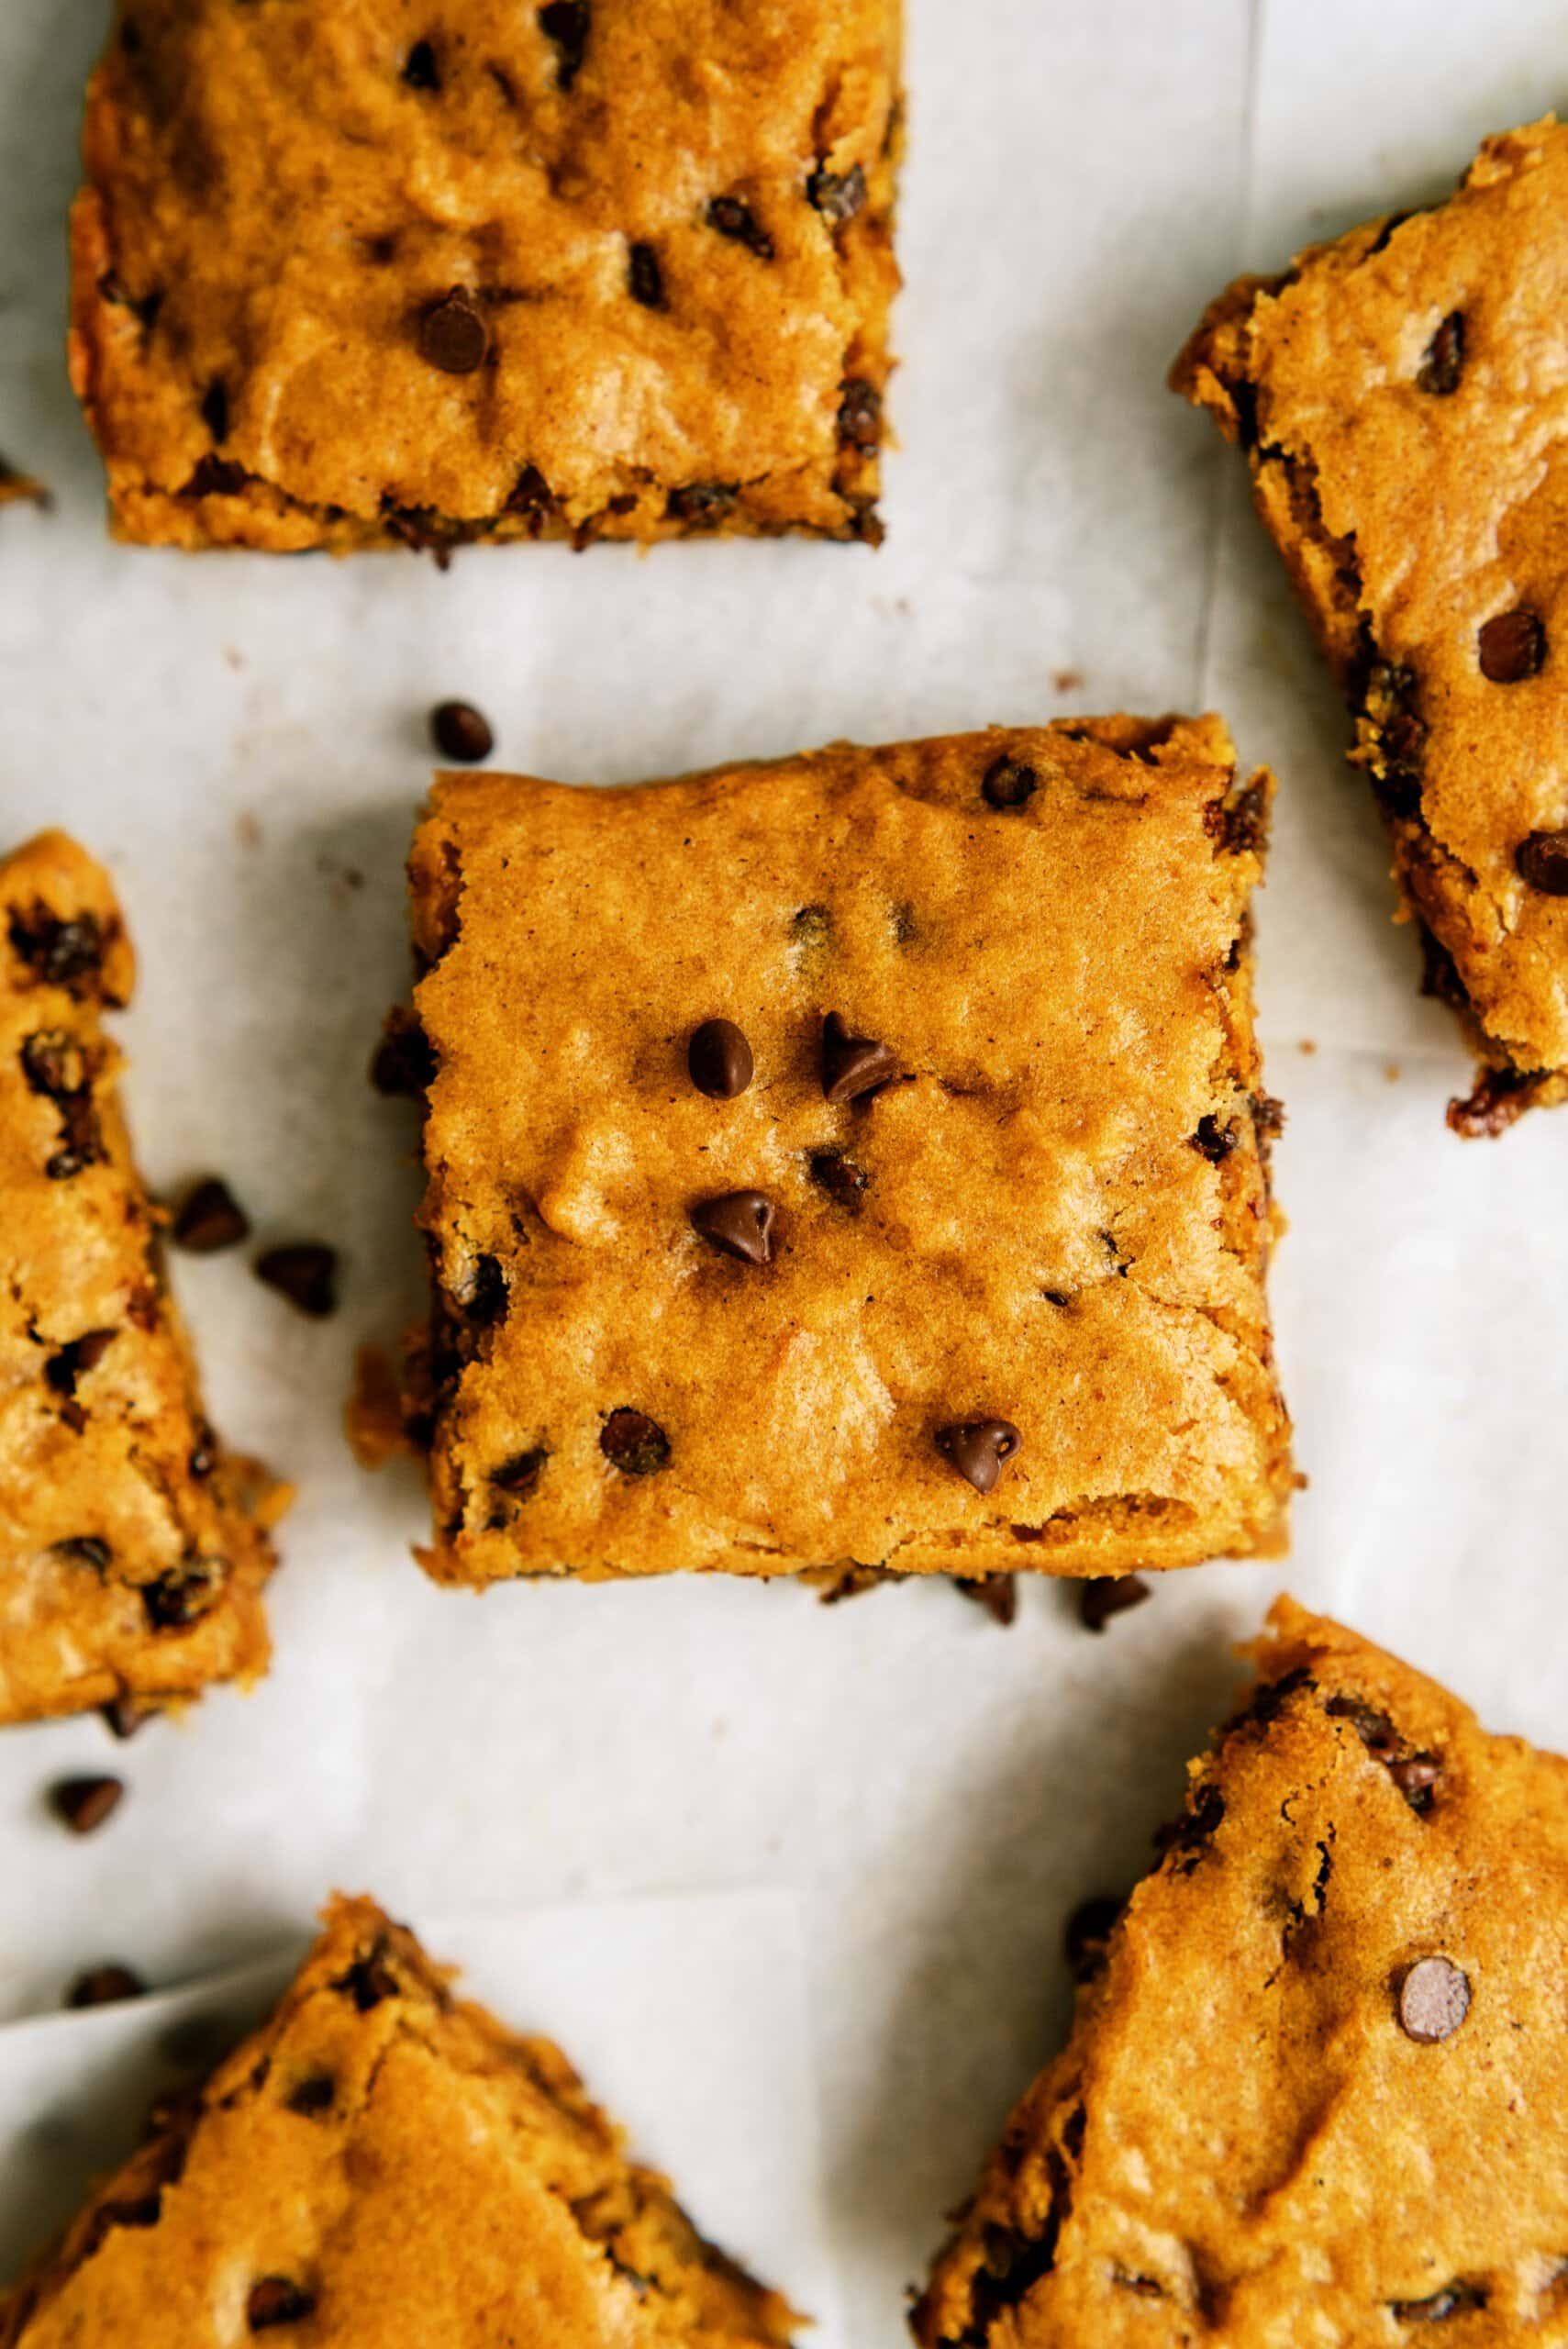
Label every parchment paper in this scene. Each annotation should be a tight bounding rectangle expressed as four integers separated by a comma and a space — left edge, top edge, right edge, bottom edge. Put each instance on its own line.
2, 5, 1566, 2342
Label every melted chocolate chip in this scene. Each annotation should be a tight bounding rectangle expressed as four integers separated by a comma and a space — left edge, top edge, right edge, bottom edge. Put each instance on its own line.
183, 454, 249, 498
809, 1150, 869, 1208
430, 699, 494, 763
371, 1014, 438, 1097
285, 2073, 336, 2117
1515, 829, 1568, 896
1478, 607, 1545, 685
8, 905, 106, 993
402, 38, 439, 89
200, 378, 228, 442
934, 1419, 1021, 1495
50, 1776, 125, 1835
1191, 1115, 1238, 1163
142, 1556, 225, 1631
507, 463, 555, 520
172, 1176, 250, 1253
1078, 1575, 1150, 1632
1064, 1894, 1123, 1983
20, 1029, 85, 1098
1416, 310, 1464, 395
628, 241, 665, 310
837, 378, 882, 448
821, 1011, 900, 1104
1398, 1954, 1471, 2043
691, 1190, 775, 1264
336, 1945, 400, 2011
68, 1963, 146, 2009
687, 1018, 753, 1099
982, 755, 1038, 810
1204, 774, 1271, 852
417, 288, 488, 375
600, 1408, 670, 1475
44, 1091, 106, 1178
806, 161, 866, 223
255, 1243, 338, 1318
46, 1329, 115, 1397
539, 0, 589, 89
53, 1535, 112, 1570
706, 195, 773, 260
667, 480, 739, 522
248, 2278, 317, 2331
492, 1448, 547, 1499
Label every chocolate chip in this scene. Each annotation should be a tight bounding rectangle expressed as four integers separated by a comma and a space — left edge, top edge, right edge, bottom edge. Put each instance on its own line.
492, 1448, 547, 1499
1064, 1894, 1123, 1983
1398, 1955, 1471, 2044
1191, 1116, 1237, 1163
21, 1029, 85, 1097
285, 2073, 336, 2117
402, 37, 439, 89
103, 1695, 155, 1739
371, 1013, 437, 1097
53, 1535, 111, 1570
172, 1176, 250, 1253
539, 0, 588, 86
809, 1150, 869, 1208
417, 288, 488, 375
188, 1427, 217, 1478
1204, 773, 1272, 851
183, 454, 249, 499
45, 1329, 115, 1396
44, 1090, 105, 1179
934, 1419, 1021, 1495
691, 1190, 775, 1264
248, 2278, 317, 2331
982, 755, 1038, 810
1157, 1782, 1226, 1869
459, 1252, 508, 1326
68, 1963, 145, 2009
430, 698, 494, 763
954, 1574, 1017, 1625
1325, 1693, 1398, 1759
1416, 311, 1465, 396
200, 379, 228, 441
628, 242, 665, 310
837, 378, 882, 448
1389, 1753, 1442, 1809
336, 1946, 400, 2011
687, 1018, 753, 1099
600, 1408, 670, 1475
507, 462, 555, 519
50, 1776, 125, 1836
1390, 2284, 1485, 2323
8, 905, 106, 993
142, 1556, 225, 1631
1515, 829, 1568, 895
821, 1010, 900, 1104
1078, 1575, 1150, 1632
1478, 607, 1545, 684
706, 195, 773, 260
806, 161, 866, 223
667, 480, 738, 522
255, 1243, 338, 1318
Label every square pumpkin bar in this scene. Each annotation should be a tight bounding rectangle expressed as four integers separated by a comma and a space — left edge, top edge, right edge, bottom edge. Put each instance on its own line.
0, 832, 284, 1726
1174, 117, 1568, 1135
69, 0, 900, 554
402, 720, 1292, 1589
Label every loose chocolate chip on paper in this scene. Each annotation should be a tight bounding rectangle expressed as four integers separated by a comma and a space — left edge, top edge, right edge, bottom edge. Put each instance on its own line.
837, 378, 882, 448
806, 161, 866, 223
1078, 1575, 1150, 1632
1478, 607, 1545, 685
172, 1176, 250, 1253
954, 1574, 1017, 1626
982, 755, 1038, 810
809, 1150, 869, 1208
691, 1190, 776, 1264
255, 1243, 339, 1318
1397, 1954, 1472, 2044
539, 0, 589, 89
628, 241, 666, 310
50, 1775, 125, 1836
687, 1018, 753, 1099
430, 698, 494, 763
934, 1419, 1021, 1496
706, 195, 774, 260
821, 1010, 900, 1104
1063, 1894, 1124, 1983
418, 288, 488, 375
247, 2277, 317, 2331
1416, 309, 1465, 395
68, 1963, 145, 2009
600, 1408, 670, 1476
1515, 829, 1568, 896
103, 1694, 155, 1739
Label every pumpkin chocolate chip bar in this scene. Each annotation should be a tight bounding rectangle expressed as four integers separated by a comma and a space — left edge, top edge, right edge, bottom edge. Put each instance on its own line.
393, 719, 1291, 1589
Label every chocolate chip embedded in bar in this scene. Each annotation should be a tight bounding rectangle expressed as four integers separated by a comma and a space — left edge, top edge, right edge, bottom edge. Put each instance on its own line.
399, 719, 1290, 1589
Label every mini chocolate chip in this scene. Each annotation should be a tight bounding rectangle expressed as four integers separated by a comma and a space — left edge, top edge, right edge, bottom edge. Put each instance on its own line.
142, 1556, 225, 1631
809, 1150, 869, 1208
691, 1190, 775, 1264
821, 1011, 900, 1104
1390, 1753, 1442, 1808
706, 195, 773, 260
1391, 2284, 1485, 2323
45, 1329, 116, 1396
286, 2073, 336, 2117
200, 379, 228, 442
430, 699, 494, 763
600, 1408, 670, 1475
21, 1029, 85, 1097
687, 1018, 753, 1099
539, 0, 589, 87
1191, 1116, 1237, 1163
418, 288, 488, 375
248, 2277, 317, 2331
1078, 1575, 1150, 1632
1063, 1894, 1123, 1983
1325, 1693, 1398, 1760
982, 755, 1038, 810
492, 1448, 547, 1499
1416, 310, 1465, 395
402, 37, 439, 89
1398, 1954, 1472, 2044
838, 378, 882, 448
1478, 607, 1545, 684
50, 1776, 125, 1835
667, 480, 739, 522
371, 1015, 438, 1097
935, 1419, 1021, 1495
53, 1535, 112, 1570
68, 1963, 145, 2009
172, 1176, 250, 1253
628, 242, 665, 310
255, 1243, 338, 1318
954, 1574, 1017, 1625
1515, 829, 1568, 895
336, 1946, 400, 2011
806, 161, 866, 223
103, 1695, 155, 1739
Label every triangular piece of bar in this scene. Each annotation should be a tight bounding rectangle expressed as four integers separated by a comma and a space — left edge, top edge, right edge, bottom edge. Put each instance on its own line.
915, 1599, 1568, 2343
1, 1897, 798, 2349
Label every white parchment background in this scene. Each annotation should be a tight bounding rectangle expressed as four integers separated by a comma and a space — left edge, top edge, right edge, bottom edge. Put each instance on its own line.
2, 4, 1567, 2342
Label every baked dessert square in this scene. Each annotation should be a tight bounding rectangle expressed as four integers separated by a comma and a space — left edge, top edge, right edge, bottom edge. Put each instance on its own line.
0, 1895, 799, 2349
1174, 116, 1568, 1135
0, 831, 283, 1727
69, 0, 900, 554
399, 718, 1291, 1589
915, 1598, 1568, 2346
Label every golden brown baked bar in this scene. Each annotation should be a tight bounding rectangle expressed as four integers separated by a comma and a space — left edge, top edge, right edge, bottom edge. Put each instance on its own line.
915, 1598, 1568, 2347
399, 719, 1291, 1589
0, 1895, 799, 2349
69, 0, 900, 555
1174, 117, 1568, 1136
0, 831, 283, 1727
